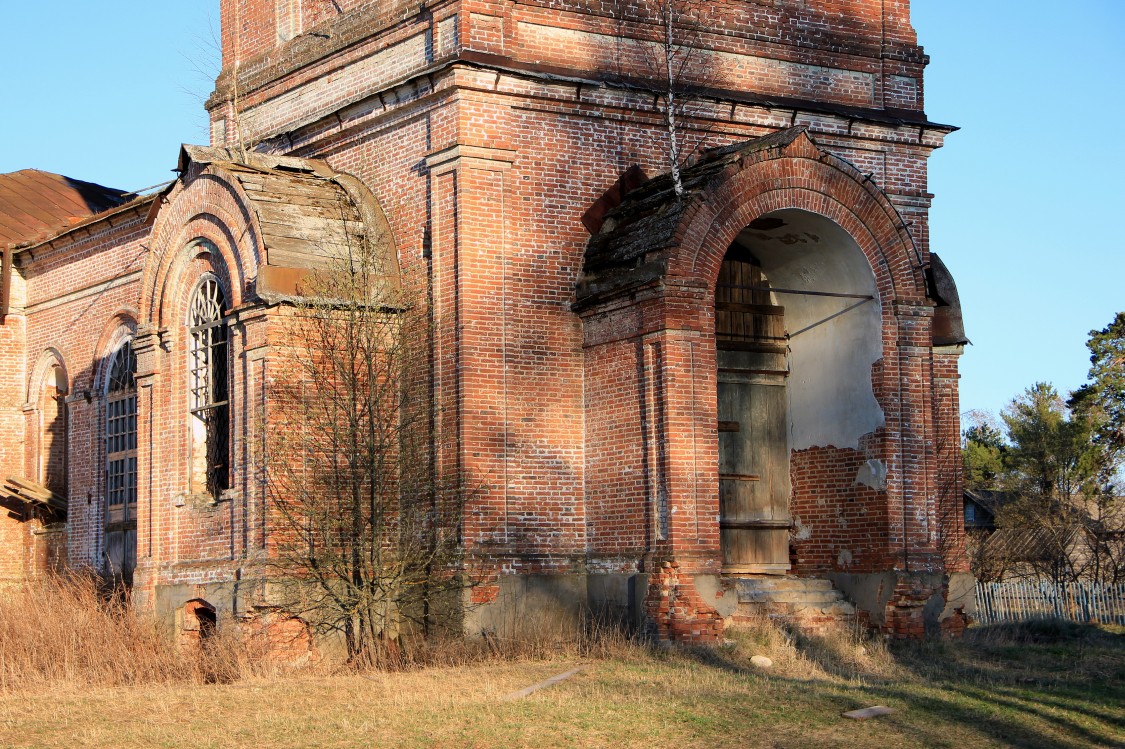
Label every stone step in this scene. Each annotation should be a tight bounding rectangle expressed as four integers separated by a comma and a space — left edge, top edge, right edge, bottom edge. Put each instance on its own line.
734, 576, 835, 591
727, 576, 858, 635
769, 600, 856, 617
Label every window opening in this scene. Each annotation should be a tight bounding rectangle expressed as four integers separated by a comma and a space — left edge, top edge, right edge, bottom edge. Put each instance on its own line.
105, 341, 137, 583
189, 277, 230, 498
40, 364, 68, 496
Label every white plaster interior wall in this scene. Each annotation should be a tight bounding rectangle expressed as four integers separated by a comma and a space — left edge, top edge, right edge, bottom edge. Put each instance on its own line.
731, 209, 884, 450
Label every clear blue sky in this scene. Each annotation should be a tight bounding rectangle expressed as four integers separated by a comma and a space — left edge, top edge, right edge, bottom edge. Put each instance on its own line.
2, 2, 1123, 423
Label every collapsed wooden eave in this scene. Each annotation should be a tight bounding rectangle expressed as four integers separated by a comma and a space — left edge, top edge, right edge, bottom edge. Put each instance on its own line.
1, 476, 67, 520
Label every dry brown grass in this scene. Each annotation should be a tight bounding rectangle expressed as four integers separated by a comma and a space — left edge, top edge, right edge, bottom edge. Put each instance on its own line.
0, 574, 635, 690
1, 585, 1121, 748
333, 606, 638, 673
0, 574, 264, 690
722, 613, 901, 684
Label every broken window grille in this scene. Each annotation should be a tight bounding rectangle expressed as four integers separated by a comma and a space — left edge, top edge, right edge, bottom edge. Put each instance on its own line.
189, 276, 230, 498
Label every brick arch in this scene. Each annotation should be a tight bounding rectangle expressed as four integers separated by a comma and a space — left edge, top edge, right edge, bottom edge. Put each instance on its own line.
575, 128, 923, 319
27, 348, 69, 405
92, 310, 139, 394
143, 167, 263, 329
667, 146, 922, 307
163, 239, 237, 335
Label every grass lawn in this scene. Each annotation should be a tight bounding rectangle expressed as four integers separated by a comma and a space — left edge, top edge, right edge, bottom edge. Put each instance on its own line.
2, 620, 1122, 748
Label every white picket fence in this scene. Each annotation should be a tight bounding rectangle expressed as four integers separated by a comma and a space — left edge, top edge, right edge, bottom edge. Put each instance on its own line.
975, 579, 1125, 626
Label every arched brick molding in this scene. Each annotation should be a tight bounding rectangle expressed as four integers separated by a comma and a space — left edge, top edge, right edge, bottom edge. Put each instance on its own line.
27, 348, 69, 406
93, 311, 139, 394
577, 127, 958, 640
143, 169, 260, 329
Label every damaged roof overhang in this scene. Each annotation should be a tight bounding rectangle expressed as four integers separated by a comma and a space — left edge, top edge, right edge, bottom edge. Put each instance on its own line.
175, 145, 402, 306
576, 126, 968, 350
575, 127, 814, 310
928, 253, 969, 347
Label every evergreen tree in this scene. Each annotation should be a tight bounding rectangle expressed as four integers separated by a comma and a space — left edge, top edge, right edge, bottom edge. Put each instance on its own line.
1070, 311, 1125, 461
1001, 383, 1094, 504
962, 416, 1005, 491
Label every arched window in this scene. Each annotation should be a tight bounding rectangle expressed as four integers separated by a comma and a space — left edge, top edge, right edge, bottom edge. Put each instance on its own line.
189, 276, 230, 498
105, 341, 137, 583
39, 362, 68, 497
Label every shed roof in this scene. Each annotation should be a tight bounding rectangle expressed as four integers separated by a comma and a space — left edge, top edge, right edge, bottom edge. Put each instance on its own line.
0, 170, 132, 251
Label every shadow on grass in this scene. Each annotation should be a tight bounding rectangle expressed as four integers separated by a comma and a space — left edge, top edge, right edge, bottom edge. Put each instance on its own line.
665, 619, 1125, 749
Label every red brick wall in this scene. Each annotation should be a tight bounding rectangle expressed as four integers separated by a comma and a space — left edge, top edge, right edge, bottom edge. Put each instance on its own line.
789, 440, 891, 575
213, 0, 928, 149
0, 1, 965, 641
0, 313, 25, 483
238, 0, 956, 616
933, 349, 967, 573
132, 165, 271, 601
18, 216, 149, 572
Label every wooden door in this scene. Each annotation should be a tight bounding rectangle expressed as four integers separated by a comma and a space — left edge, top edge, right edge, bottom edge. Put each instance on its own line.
715, 253, 791, 573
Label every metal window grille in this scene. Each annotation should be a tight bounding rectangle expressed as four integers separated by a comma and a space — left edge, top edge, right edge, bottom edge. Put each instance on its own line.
189, 277, 230, 497
106, 342, 137, 526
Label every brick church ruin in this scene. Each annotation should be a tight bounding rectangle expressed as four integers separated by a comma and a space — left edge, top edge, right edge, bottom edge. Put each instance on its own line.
0, 0, 971, 642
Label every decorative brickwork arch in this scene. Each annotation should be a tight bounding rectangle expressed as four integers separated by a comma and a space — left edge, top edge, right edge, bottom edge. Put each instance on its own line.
92, 311, 140, 394
143, 169, 260, 330
130, 147, 401, 613
143, 146, 401, 330
27, 349, 69, 408
578, 126, 950, 639
669, 135, 923, 305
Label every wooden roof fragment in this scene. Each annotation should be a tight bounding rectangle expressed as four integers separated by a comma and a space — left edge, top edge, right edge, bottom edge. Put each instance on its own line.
178, 145, 400, 302
0, 476, 67, 520
575, 127, 808, 310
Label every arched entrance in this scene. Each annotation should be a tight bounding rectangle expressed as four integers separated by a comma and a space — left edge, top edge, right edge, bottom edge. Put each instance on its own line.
715, 209, 883, 573
577, 127, 967, 639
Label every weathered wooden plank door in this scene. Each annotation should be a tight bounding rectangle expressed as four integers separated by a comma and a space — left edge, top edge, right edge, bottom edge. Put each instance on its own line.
715, 253, 791, 573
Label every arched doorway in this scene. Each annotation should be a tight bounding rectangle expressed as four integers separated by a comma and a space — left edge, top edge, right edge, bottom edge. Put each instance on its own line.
715, 209, 883, 573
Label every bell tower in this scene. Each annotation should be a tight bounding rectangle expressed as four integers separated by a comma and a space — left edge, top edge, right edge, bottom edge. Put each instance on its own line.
203, 0, 967, 640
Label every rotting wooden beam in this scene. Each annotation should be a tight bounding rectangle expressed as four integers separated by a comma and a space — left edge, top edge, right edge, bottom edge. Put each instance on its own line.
500, 666, 586, 701
1, 476, 68, 515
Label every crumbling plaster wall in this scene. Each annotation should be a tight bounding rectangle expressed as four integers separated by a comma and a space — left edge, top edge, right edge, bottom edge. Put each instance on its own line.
736, 208, 885, 452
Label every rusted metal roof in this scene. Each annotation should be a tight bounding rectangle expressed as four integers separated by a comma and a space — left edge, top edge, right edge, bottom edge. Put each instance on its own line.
0, 169, 132, 251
